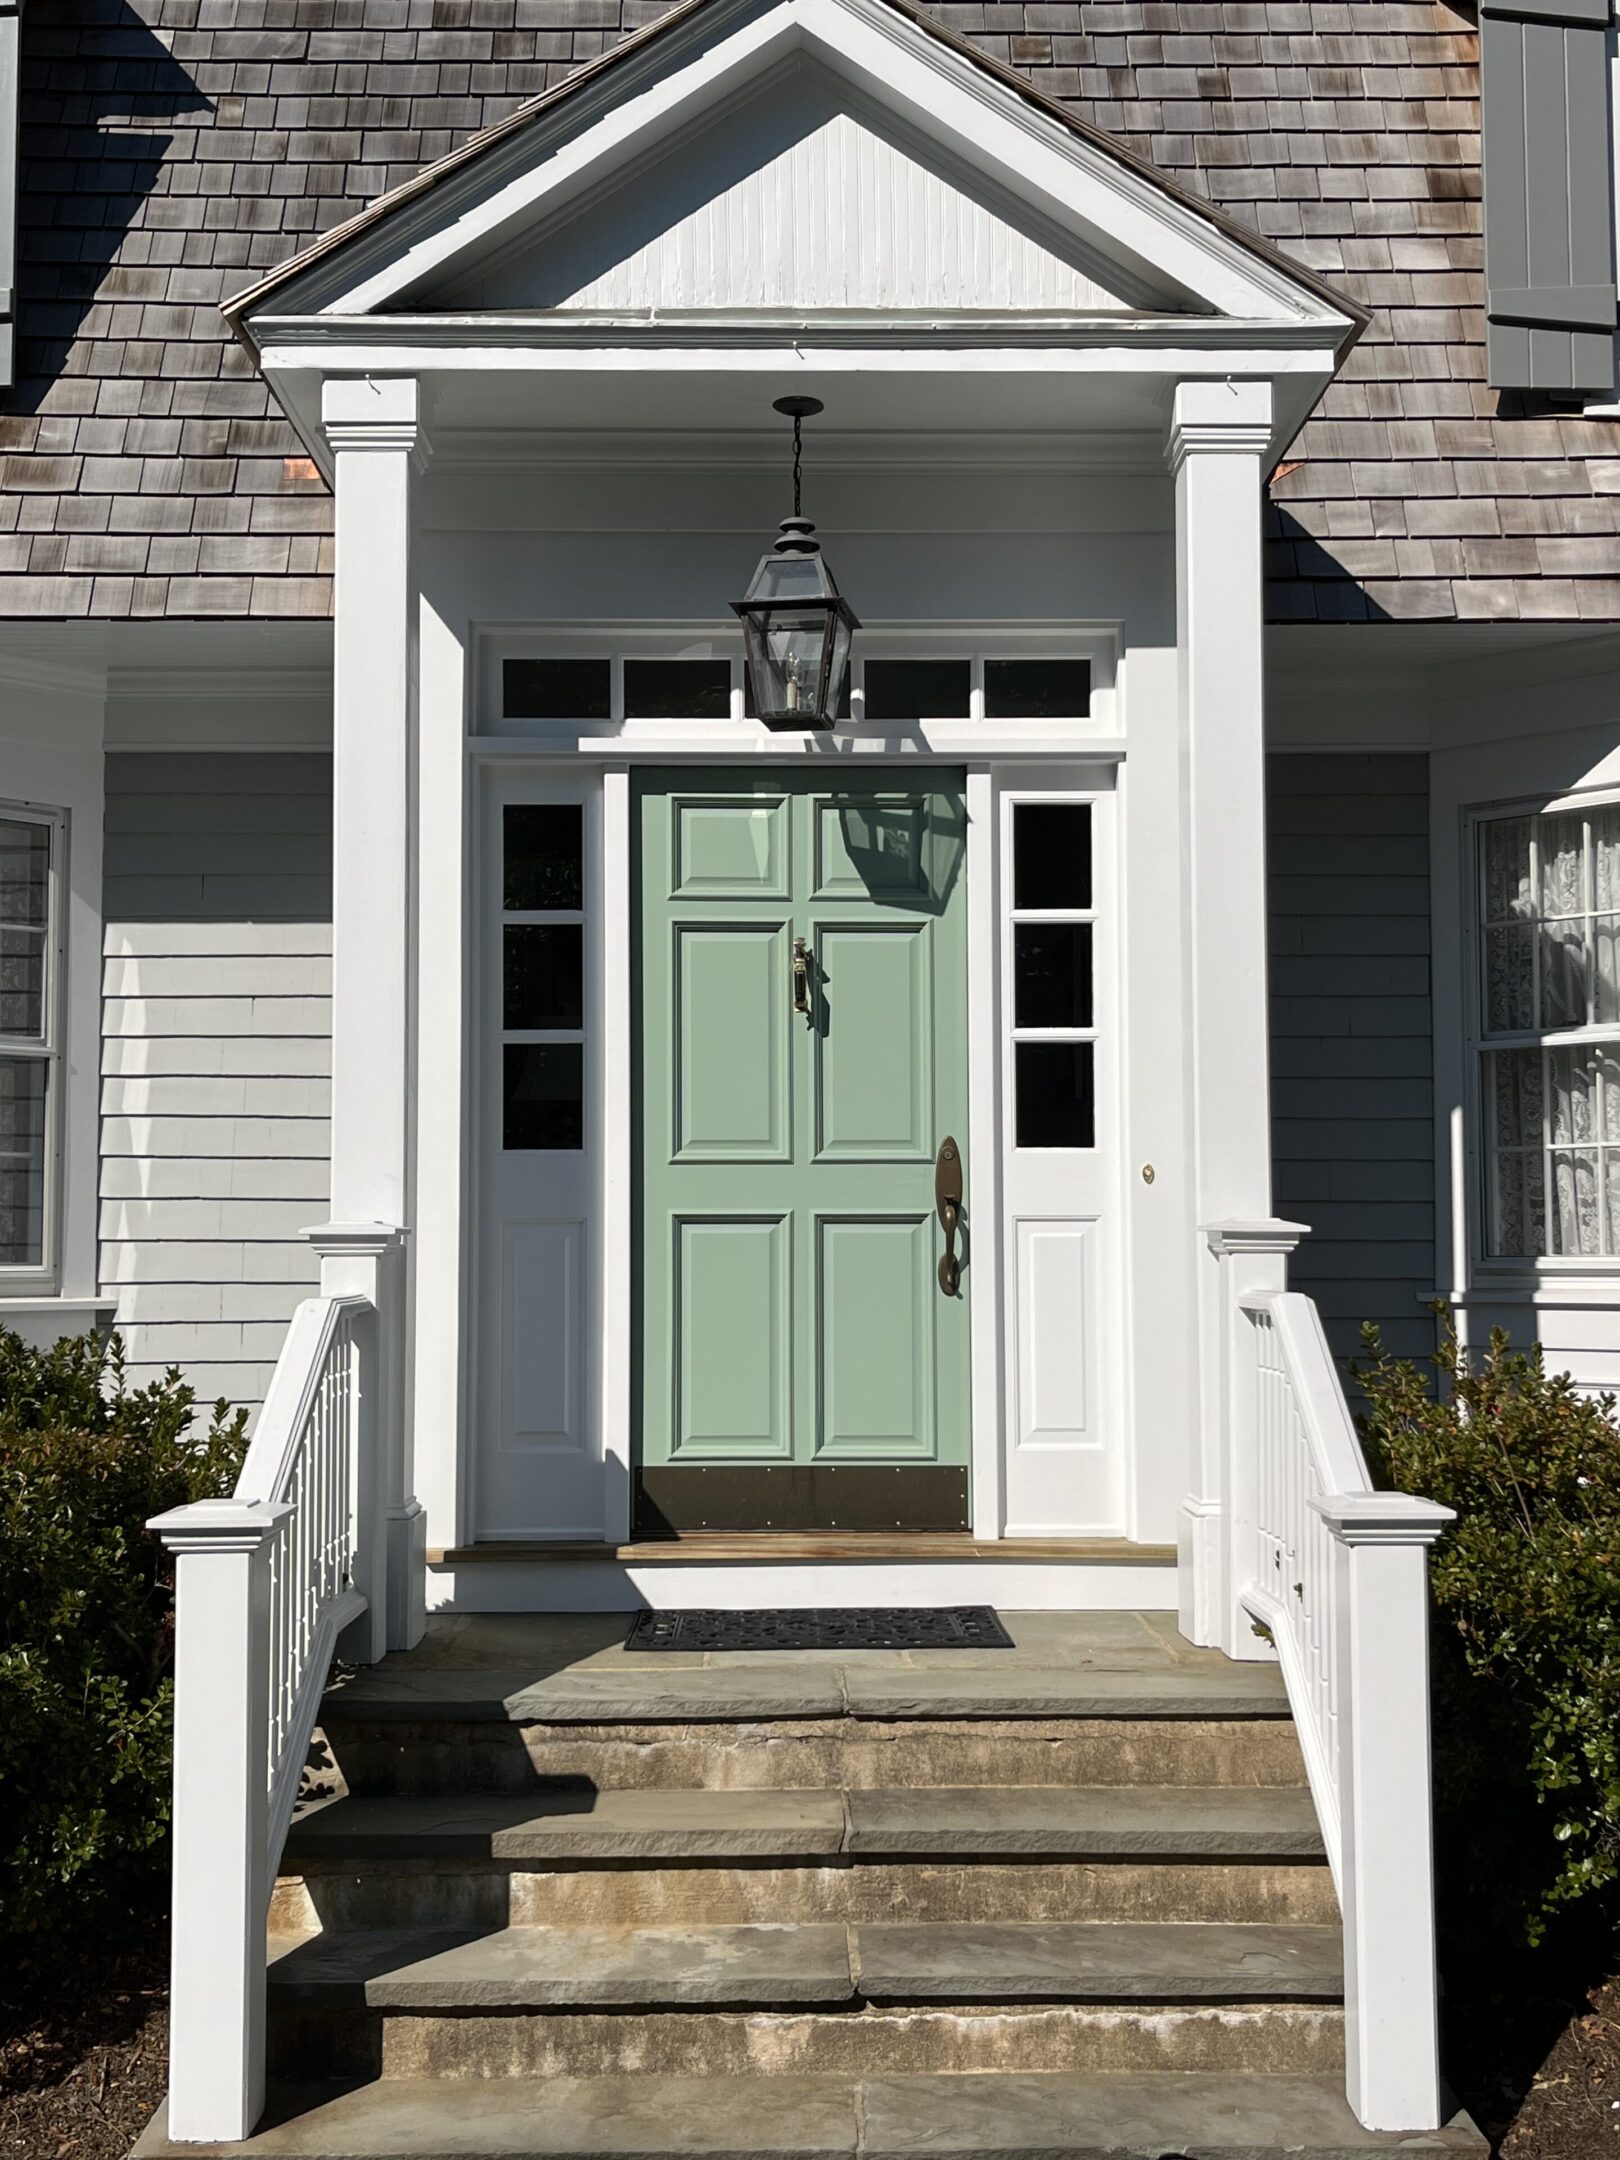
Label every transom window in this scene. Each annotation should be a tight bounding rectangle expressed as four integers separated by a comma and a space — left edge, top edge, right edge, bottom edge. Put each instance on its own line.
1478, 802, 1620, 1259
497, 650, 1093, 726
0, 806, 62, 1278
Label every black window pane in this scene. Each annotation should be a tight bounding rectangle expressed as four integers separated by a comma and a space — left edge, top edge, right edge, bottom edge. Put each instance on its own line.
1014, 923, 1093, 1029
504, 804, 582, 911
863, 660, 971, 721
503, 657, 612, 721
985, 659, 1090, 719
504, 1043, 583, 1150
504, 925, 583, 1030
1016, 1041, 1094, 1148
623, 659, 731, 719
1014, 803, 1091, 910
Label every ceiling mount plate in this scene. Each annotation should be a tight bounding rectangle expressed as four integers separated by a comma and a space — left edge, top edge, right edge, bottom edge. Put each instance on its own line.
773, 395, 825, 420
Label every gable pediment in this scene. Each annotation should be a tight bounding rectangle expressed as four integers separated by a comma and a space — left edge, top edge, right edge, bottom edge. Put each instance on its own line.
417, 59, 1178, 317
230, 0, 1361, 351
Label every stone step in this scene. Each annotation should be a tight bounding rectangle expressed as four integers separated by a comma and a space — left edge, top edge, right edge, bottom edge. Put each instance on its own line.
270, 1997, 1345, 2083
133, 2070, 1487, 2158
269, 1919, 1345, 2009
265, 1921, 1344, 2081
320, 1657, 1293, 1731
324, 1712, 1307, 1798
284, 1783, 1327, 1867
274, 1850, 1338, 1937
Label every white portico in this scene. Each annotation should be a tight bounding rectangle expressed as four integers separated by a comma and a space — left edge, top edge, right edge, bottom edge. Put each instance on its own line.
221, 0, 1358, 1608
141, 0, 1478, 2141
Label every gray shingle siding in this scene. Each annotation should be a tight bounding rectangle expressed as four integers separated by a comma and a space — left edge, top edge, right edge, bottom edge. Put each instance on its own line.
1268, 751, 1437, 1370
100, 750, 333, 1417
1, 1, 1617, 623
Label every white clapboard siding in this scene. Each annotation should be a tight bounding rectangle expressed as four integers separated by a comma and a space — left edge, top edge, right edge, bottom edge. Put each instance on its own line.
101, 753, 333, 1420
440, 64, 1154, 315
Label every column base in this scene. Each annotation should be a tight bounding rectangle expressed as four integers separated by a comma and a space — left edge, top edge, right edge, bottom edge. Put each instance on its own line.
1177, 1495, 1224, 1649
387, 1498, 427, 1651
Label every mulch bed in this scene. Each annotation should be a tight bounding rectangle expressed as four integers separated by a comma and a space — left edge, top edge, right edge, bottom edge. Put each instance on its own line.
0, 1938, 168, 2160
1485, 1977, 1620, 2160
1, 1930, 1616, 2157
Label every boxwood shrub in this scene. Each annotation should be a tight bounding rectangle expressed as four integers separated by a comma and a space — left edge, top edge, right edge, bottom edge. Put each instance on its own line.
0, 1325, 246, 1944
1358, 1310, 1620, 1949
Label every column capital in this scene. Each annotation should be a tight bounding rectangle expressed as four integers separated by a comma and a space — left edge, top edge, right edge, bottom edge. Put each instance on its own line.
321, 376, 428, 465
1166, 379, 1274, 474
1204, 1217, 1311, 1259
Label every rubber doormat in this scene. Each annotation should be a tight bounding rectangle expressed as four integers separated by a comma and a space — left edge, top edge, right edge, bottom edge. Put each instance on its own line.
624, 1607, 1015, 1651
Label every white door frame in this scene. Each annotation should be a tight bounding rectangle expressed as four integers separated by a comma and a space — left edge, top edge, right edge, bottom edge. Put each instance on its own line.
463, 631, 1125, 1545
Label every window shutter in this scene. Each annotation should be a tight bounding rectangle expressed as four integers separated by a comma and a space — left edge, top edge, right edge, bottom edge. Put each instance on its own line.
1480, 0, 1617, 392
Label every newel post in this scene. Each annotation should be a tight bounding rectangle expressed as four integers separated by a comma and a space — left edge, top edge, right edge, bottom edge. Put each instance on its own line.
1313, 1490, 1455, 2132
147, 1497, 291, 2143
307, 1219, 410, 1658
1202, 1219, 1309, 1659
1167, 380, 1279, 1651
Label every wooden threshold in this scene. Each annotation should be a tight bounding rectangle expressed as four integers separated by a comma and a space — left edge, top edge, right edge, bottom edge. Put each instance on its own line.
429, 1533, 1178, 1566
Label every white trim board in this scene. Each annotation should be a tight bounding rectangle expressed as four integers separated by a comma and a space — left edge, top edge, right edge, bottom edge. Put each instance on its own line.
427, 1556, 1178, 1611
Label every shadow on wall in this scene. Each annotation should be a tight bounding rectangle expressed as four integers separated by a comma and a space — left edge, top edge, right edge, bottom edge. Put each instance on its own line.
13, 0, 212, 403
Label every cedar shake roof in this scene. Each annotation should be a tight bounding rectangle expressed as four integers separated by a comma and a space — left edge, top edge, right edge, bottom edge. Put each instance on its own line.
2, 0, 1616, 624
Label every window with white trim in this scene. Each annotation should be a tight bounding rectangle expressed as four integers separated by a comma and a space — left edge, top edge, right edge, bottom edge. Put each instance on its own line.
1477, 800, 1620, 1259
0, 805, 63, 1280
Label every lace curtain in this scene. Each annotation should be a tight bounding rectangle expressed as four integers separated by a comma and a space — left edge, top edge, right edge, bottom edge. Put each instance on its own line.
1482, 806, 1620, 1258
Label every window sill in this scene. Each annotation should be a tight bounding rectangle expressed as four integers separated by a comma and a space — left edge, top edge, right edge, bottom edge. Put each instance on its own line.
1427, 1283, 1620, 1310
0, 1296, 118, 1349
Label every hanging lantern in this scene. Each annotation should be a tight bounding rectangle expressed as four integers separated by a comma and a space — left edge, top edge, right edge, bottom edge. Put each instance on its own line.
733, 396, 859, 732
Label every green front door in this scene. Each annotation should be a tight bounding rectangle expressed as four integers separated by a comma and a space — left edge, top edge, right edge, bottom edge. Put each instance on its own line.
634, 770, 971, 1534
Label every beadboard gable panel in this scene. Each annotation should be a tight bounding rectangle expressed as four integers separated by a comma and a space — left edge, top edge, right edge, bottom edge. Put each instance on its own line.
432, 63, 1147, 317
1268, 752, 1436, 1370
101, 753, 333, 1418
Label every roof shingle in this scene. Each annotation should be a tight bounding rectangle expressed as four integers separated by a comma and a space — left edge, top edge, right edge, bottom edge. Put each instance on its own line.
3, 0, 1613, 622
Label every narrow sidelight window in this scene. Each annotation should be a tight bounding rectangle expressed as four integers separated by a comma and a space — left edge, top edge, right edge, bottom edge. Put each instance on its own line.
1009, 799, 1096, 1150
0, 808, 61, 1276
1478, 804, 1620, 1258
501, 802, 585, 1150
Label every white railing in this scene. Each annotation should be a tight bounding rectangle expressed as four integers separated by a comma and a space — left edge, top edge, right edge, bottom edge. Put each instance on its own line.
149, 1290, 385, 2144
1231, 1283, 1454, 2136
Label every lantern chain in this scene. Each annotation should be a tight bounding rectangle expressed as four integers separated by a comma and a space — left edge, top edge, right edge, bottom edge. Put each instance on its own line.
791, 410, 804, 520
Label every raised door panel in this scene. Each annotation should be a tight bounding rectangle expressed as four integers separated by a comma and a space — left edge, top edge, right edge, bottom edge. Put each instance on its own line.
814, 797, 928, 898
815, 1214, 933, 1459
673, 1214, 791, 1458
814, 923, 930, 1160
503, 1220, 586, 1453
672, 923, 789, 1161
672, 795, 790, 898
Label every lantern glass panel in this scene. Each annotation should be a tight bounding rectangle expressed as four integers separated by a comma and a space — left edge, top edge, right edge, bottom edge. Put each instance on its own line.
744, 609, 834, 722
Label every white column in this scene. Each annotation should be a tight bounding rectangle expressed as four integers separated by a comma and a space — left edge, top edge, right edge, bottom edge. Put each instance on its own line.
317, 378, 426, 1648
1167, 379, 1278, 1649
1314, 1492, 1454, 2132
147, 1497, 290, 2143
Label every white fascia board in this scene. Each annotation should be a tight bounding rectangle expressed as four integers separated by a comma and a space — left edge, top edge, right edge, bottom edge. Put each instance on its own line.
252, 0, 1345, 333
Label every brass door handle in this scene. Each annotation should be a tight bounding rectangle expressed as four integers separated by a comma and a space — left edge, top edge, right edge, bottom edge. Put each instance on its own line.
935, 1135, 963, 1296
791, 937, 812, 1024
